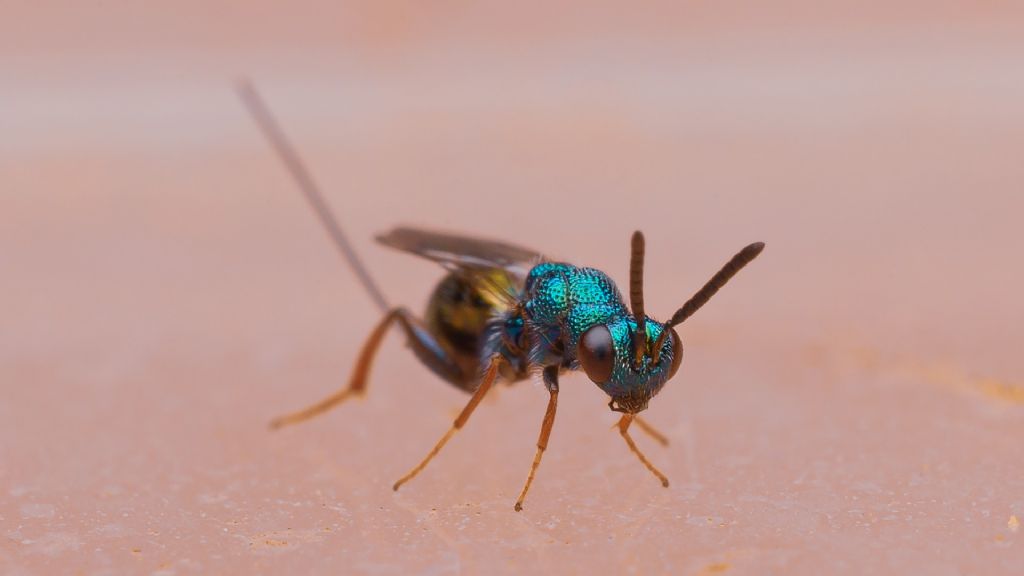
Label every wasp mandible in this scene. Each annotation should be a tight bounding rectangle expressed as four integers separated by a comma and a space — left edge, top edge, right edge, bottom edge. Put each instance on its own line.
238, 82, 765, 511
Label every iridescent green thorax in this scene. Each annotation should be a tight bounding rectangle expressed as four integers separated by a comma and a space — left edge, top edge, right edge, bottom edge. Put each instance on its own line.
518, 263, 679, 411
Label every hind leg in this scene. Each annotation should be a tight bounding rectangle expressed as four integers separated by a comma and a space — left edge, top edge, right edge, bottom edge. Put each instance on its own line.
270, 307, 464, 429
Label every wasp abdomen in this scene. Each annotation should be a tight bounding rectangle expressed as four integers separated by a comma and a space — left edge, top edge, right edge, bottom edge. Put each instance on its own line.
425, 270, 523, 390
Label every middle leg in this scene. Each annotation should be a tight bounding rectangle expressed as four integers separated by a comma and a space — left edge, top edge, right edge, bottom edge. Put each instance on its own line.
514, 365, 560, 512
392, 355, 504, 491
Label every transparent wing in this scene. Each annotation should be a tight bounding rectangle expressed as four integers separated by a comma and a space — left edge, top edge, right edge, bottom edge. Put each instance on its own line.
376, 227, 546, 275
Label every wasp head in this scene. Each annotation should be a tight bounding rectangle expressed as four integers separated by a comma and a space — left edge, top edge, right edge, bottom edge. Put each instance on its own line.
576, 232, 764, 414
577, 318, 682, 413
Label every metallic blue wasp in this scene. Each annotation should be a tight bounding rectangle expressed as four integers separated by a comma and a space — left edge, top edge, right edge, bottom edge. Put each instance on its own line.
239, 82, 765, 511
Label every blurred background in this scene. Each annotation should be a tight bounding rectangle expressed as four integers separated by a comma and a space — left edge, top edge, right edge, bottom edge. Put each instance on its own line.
2, 2, 1023, 574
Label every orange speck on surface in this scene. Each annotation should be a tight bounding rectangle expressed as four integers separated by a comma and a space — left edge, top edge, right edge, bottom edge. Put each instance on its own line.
977, 380, 1024, 405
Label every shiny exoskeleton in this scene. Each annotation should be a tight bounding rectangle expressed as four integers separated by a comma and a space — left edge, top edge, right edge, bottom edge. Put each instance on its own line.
268, 227, 763, 511
239, 81, 765, 511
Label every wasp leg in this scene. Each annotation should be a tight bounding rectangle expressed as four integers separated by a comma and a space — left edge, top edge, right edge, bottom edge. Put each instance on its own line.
607, 415, 668, 446
270, 307, 463, 429
633, 416, 669, 447
617, 414, 670, 487
514, 365, 559, 512
393, 356, 504, 491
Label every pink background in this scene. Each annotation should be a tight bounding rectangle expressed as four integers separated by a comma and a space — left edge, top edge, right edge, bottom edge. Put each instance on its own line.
3, 2, 1023, 574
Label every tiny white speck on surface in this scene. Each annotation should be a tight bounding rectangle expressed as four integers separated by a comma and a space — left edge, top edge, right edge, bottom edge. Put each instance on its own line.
19, 504, 56, 520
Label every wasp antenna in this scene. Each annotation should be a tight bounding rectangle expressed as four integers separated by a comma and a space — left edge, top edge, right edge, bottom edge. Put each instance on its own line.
666, 242, 764, 329
236, 79, 390, 313
629, 231, 647, 365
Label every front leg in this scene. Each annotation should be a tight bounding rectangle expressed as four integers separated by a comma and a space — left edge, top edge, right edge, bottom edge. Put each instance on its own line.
514, 365, 560, 512
634, 416, 670, 447
617, 414, 670, 487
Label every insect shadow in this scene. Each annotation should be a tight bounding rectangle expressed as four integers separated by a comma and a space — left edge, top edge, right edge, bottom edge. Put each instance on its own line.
237, 81, 764, 511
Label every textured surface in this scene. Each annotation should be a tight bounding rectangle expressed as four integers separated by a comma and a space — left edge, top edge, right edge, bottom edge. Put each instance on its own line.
3, 2, 1024, 574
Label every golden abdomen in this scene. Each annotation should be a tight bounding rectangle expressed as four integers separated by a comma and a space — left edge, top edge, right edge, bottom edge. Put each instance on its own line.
424, 269, 521, 390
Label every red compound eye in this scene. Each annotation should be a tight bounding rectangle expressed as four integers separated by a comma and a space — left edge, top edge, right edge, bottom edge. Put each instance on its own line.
578, 324, 615, 384
668, 328, 683, 379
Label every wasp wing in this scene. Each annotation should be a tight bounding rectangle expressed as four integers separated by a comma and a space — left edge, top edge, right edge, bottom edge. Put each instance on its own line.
377, 227, 546, 309
376, 226, 546, 275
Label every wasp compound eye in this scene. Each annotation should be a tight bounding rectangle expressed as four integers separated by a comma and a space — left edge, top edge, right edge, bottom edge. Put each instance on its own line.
578, 324, 615, 384
668, 328, 683, 379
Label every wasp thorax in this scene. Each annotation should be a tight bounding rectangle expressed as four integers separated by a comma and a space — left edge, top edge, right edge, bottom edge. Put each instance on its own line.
578, 324, 614, 384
